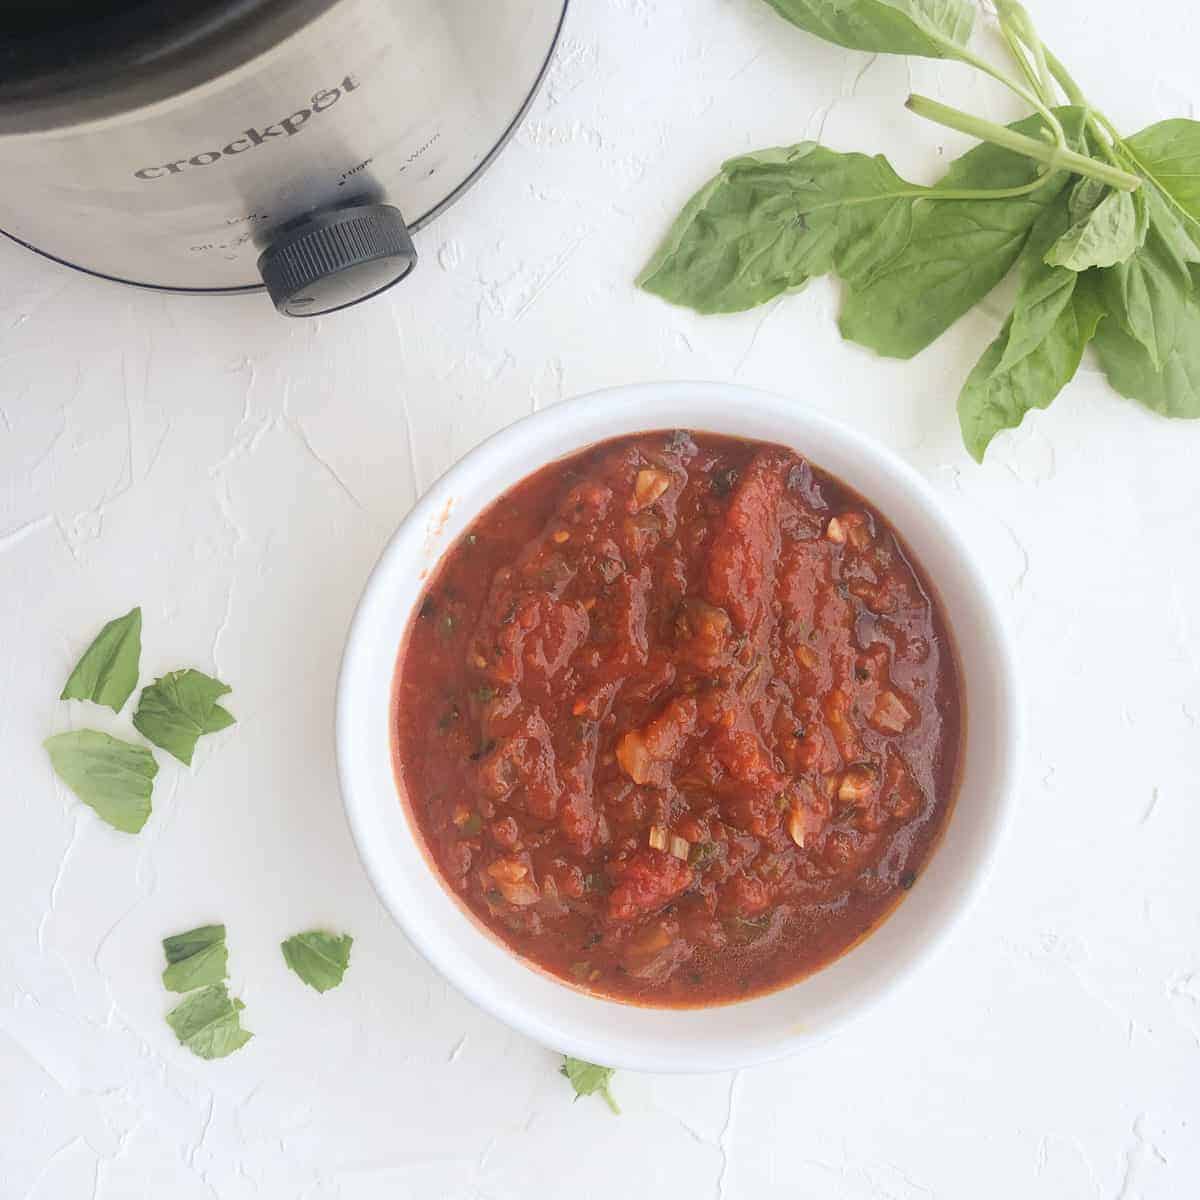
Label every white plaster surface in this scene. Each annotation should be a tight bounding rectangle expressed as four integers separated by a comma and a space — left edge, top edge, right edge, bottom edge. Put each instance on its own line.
2, 2, 1198, 1196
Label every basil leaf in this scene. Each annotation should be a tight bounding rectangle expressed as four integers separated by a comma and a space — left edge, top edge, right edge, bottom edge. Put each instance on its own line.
44, 730, 157, 834
1094, 291, 1200, 417
958, 274, 1106, 461
281, 930, 353, 993
637, 143, 915, 313
1124, 119, 1200, 226
162, 924, 228, 993
1045, 189, 1144, 271
132, 669, 235, 766
560, 1056, 620, 1115
639, 109, 1088, 358
996, 193, 1080, 375
762, 0, 974, 59
1137, 183, 1200, 272
839, 108, 1087, 359
60, 607, 142, 713
1099, 186, 1198, 372
166, 983, 252, 1060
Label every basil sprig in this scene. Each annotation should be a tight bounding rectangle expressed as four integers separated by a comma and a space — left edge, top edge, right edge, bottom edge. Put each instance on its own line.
640, 0, 1200, 459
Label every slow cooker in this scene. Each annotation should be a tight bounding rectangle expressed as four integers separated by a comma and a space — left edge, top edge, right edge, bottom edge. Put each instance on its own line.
0, 1, 568, 315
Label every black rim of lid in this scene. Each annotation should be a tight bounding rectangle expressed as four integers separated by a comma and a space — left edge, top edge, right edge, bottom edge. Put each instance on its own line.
0, 0, 338, 131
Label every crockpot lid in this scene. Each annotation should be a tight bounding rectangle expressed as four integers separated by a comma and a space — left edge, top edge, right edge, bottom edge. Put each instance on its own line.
0, 0, 339, 134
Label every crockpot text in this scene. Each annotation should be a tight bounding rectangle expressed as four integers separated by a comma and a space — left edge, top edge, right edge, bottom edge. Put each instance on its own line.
133, 76, 359, 180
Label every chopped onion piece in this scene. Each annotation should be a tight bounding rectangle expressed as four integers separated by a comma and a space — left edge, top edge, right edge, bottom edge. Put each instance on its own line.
838, 764, 878, 803
871, 690, 914, 734
634, 468, 672, 509
648, 824, 668, 851
668, 834, 690, 860
787, 805, 807, 847
617, 730, 652, 783
487, 857, 541, 906
794, 644, 818, 670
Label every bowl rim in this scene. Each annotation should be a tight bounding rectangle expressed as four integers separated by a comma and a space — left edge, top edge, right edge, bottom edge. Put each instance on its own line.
335, 381, 1023, 1072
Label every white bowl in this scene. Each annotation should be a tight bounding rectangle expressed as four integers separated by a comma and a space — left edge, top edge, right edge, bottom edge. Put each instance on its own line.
336, 382, 1021, 1073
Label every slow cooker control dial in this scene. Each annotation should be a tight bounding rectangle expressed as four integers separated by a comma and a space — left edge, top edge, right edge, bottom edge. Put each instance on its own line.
257, 203, 416, 317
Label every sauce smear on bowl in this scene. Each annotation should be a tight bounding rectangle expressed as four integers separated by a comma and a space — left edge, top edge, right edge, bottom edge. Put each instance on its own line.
393, 431, 962, 1005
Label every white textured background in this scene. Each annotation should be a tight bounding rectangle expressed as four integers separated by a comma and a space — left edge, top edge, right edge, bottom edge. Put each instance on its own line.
3, 1, 1198, 1197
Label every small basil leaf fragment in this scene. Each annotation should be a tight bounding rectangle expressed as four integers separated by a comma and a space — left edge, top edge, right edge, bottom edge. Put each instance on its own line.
132, 669, 235, 766
162, 924, 228, 993
166, 983, 252, 1060
560, 1056, 620, 1115
281, 930, 353, 993
44, 730, 157, 834
60, 606, 142, 713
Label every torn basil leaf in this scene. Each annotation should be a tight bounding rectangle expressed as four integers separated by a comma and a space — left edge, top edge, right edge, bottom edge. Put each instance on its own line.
166, 983, 252, 1060
60, 606, 142, 713
162, 924, 228, 993
560, 1056, 620, 1115
44, 730, 157, 834
132, 669, 235, 766
281, 930, 353, 993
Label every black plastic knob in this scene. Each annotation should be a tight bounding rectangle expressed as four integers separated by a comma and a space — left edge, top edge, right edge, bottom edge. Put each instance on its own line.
257, 203, 417, 317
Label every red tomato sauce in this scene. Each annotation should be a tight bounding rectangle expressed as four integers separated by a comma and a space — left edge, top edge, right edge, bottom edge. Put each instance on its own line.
393, 431, 962, 1005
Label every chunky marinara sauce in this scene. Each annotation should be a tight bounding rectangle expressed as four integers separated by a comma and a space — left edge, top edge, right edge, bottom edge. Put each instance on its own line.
393, 431, 962, 1005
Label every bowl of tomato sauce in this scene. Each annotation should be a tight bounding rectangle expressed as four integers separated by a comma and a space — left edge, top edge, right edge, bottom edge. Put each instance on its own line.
337, 382, 1021, 1071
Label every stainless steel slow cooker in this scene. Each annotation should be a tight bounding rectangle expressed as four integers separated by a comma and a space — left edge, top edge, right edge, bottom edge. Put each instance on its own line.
0, 0, 567, 315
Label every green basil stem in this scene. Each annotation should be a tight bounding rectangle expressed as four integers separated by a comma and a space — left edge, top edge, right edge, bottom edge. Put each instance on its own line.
998, 24, 1043, 100
939, 40, 1067, 151
1033, 46, 1131, 176
1040, 45, 1088, 108
1040, 45, 1127, 164
994, 0, 1057, 106
905, 94, 1141, 192
1039, 44, 1199, 234
917, 175, 1050, 202
828, 177, 1052, 207
1023, 29, 1057, 109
